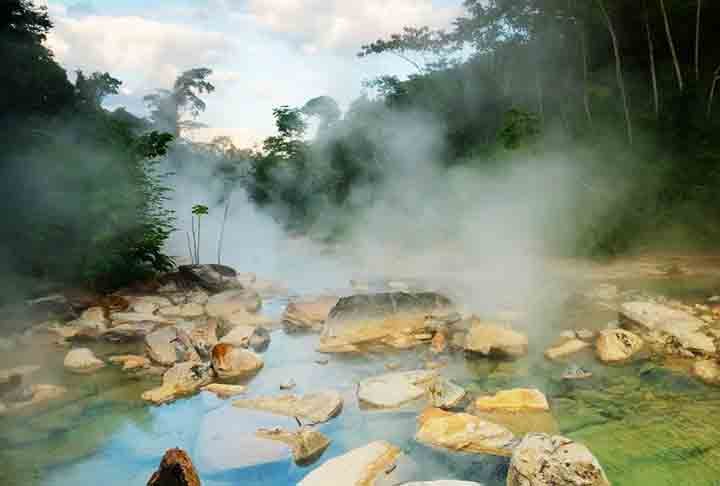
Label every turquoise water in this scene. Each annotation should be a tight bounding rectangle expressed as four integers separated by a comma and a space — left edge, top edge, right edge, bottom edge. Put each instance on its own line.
3, 279, 720, 485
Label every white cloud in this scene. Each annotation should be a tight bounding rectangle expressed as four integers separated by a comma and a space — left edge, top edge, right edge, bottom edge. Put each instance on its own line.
244, 0, 461, 53
45, 12, 235, 92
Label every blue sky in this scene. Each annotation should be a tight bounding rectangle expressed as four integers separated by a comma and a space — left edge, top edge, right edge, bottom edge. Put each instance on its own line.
43, 0, 464, 146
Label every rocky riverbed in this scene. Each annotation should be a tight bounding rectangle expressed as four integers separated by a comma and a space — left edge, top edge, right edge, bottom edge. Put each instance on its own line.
3, 260, 720, 485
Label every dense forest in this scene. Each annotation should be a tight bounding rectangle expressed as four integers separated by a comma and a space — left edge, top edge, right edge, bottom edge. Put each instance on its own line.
2, 0, 720, 295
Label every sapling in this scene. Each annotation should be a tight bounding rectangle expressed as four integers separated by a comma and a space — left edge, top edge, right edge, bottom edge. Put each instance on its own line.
190, 204, 209, 264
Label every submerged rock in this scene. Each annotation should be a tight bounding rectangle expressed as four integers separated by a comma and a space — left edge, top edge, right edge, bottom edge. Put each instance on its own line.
298, 440, 412, 486
142, 361, 214, 405
210, 343, 263, 379
0, 365, 40, 395
201, 383, 246, 398
319, 292, 455, 352
233, 390, 342, 424
256, 427, 330, 465
596, 329, 644, 363
464, 320, 528, 359
691, 359, 720, 385
108, 354, 151, 371
282, 296, 339, 332
415, 407, 515, 457
103, 321, 157, 343
64, 348, 105, 373
159, 303, 205, 319
474, 388, 550, 413
544, 339, 591, 361
507, 433, 610, 486
0, 384, 67, 414
179, 264, 239, 293
358, 370, 438, 409
147, 448, 201, 486
428, 378, 466, 409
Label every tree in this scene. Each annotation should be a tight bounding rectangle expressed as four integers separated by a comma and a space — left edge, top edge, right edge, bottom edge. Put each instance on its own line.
144, 67, 215, 136
75, 71, 121, 110
659, 0, 684, 91
302, 96, 341, 131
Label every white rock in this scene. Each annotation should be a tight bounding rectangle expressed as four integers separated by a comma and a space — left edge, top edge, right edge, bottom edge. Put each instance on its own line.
358, 370, 437, 408
64, 348, 105, 373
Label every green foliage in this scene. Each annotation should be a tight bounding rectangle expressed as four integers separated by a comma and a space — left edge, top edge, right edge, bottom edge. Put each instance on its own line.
499, 109, 541, 149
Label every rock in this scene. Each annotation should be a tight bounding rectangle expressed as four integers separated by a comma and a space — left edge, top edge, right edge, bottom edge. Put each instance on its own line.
26, 293, 74, 320
189, 321, 218, 359
126, 295, 172, 314
64, 348, 105, 373
474, 388, 549, 412
159, 303, 205, 319
280, 379, 296, 391
210, 343, 263, 379
196, 407, 300, 472
415, 407, 515, 457
464, 319, 528, 359
544, 339, 591, 361
282, 297, 339, 332
358, 370, 438, 409
222, 310, 274, 330
427, 378, 466, 409
145, 327, 179, 366
507, 433, 610, 486
319, 292, 455, 352
430, 332, 447, 354
108, 354, 151, 371
298, 440, 412, 486
201, 383, 247, 398
596, 329, 644, 363
179, 264, 240, 292
256, 427, 330, 465
402, 483, 483, 486
621, 301, 715, 356
147, 448, 201, 486
691, 359, 720, 385
249, 326, 270, 352
142, 361, 214, 405
110, 312, 173, 326
206, 289, 262, 319
1, 384, 67, 414
561, 364, 593, 381
219, 325, 255, 346
0, 365, 40, 394
576, 329, 597, 341
103, 322, 158, 343
67, 306, 109, 339
233, 390, 342, 424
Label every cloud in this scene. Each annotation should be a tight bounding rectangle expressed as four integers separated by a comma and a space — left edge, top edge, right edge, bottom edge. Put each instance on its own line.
45, 11, 235, 92
243, 0, 461, 53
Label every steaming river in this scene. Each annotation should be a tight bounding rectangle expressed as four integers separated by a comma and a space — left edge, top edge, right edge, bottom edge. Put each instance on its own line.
3, 277, 720, 485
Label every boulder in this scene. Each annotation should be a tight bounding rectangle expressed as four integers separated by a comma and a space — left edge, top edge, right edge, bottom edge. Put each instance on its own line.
201, 383, 247, 398
691, 359, 720, 385
544, 339, 591, 361
507, 433, 610, 486
147, 448, 201, 486
621, 301, 715, 356
108, 354, 151, 371
0, 384, 67, 414
0, 365, 40, 395
179, 264, 239, 292
428, 378, 466, 409
158, 303, 205, 319
210, 343, 263, 379
319, 292, 456, 352
145, 327, 179, 366
474, 388, 549, 413
220, 325, 255, 346
415, 407, 515, 457
64, 348, 105, 373
282, 296, 338, 332
464, 320, 528, 359
126, 295, 172, 313
189, 321, 218, 359
222, 310, 274, 330
596, 329, 644, 363
298, 441, 413, 486
110, 312, 173, 326
67, 306, 109, 339
358, 370, 438, 409
103, 321, 158, 343
206, 289, 262, 320
142, 361, 214, 405
233, 390, 342, 424
256, 427, 330, 465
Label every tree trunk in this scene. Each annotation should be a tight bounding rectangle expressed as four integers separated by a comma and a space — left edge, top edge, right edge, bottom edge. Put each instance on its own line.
695, 0, 702, 82
644, 8, 660, 117
708, 65, 720, 118
597, 0, 633, 145
536, 71, 544, 125
659, 0, 684, 91
580, 28, 594, 129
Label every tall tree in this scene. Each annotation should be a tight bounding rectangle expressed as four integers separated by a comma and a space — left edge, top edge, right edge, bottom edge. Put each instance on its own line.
659, 0, 684, 91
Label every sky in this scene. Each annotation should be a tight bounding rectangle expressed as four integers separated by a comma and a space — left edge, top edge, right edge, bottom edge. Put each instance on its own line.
42, 0, 464, 147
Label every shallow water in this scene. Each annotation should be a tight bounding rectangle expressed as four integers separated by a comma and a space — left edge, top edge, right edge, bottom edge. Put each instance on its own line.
3, 277, 720, 485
